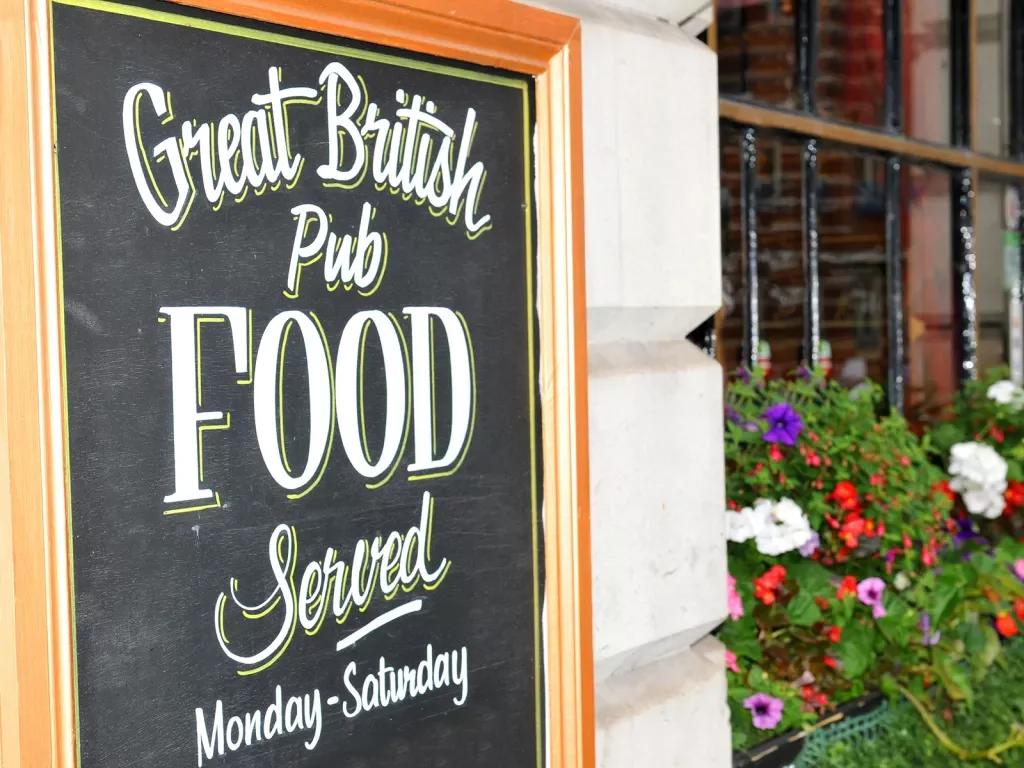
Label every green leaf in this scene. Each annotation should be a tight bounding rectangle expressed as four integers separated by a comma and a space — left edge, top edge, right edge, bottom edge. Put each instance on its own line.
930, 578, 962, 627
728, 633, 764, 663
877, 614, 910, 648
719, 615, 763, 662
980, 624, 1002, 670
786, 561, 834, 597
787, 590, 823, 628
934, 653, 974, 704
962, 622, 986, 656
839, 622, 876, 679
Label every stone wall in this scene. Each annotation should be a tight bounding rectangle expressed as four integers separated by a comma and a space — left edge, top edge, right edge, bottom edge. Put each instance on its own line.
517, 1, 730, 764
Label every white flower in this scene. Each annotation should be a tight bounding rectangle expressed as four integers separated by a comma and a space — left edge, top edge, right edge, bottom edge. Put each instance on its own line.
987, 380, 1024, 410
893, 572, 911, 592
725, 500, 771, 543
949, 442, 1008, 519
755, 498, 813, 556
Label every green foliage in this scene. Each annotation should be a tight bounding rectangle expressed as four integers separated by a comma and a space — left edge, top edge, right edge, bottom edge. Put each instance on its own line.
812, 639, 1024, 767
722, 369, 1024, 753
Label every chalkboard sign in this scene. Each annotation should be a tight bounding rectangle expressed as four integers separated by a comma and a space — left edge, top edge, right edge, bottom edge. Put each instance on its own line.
51, 1, 542, 766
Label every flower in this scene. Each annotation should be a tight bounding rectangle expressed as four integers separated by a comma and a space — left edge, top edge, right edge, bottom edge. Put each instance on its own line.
769, 444, 784, 462
857, 577, 887, 619
894, 572, 911, 591
1006, 481, 1024, 512
839, 516, 866, 548
725, 648, 740, 674
743, 693, 784, 730
725, 405, 742, 424
996, 613, 1019, 638
837, 575, 858, 600
826, 625, 842, 643
761, 402, 803, 446
823, 656, 838, 669
754, 565, 787, 605
1015, 598, 1024, 622
727, 574, 744, 621
933, 480, 956, 502
725, 501, 770, 543
954, 517, 977, 545
827, 481, 860, 512
987, 379, 1024, 409
755, 498, 813, 556
920, 613, 940, 646
949, 442, 1009, 519
1015, 559, 1024, 581
798, 530, 821, 557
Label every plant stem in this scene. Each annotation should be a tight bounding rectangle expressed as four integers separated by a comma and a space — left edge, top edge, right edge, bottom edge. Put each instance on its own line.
895, 683, 1024, 764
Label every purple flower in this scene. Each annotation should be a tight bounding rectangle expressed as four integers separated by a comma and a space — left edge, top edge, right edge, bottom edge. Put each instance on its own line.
857, 577, 887, 619
954, 518, 977, 545
799, 531, 820, 557
735, 367, 752, 383
796, 366, 813, 382
920, 613, 940, 646
761, 402, 803, 446
743, 693, 784, 730
725, 405, 742, 425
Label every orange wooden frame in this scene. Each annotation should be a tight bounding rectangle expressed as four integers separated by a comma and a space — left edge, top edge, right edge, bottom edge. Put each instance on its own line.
0, 1, 593, 766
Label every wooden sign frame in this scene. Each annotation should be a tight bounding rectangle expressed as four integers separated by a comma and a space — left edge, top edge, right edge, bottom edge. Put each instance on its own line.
0, 1, 593, 766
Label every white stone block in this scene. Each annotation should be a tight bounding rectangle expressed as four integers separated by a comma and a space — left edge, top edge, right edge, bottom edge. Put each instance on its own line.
516, 0, 722, 341
579, 15, 721, 341
537, 0, 712, 24
589, 341, 727, 679
596, 636, 731, 768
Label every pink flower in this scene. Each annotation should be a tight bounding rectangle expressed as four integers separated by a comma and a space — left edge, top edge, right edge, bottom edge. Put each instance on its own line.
1015, 559, 1024, 581
857, 577, 887, 619
744, 693, 784, 730
725, 649, 739, 674
727, 573, 744, 621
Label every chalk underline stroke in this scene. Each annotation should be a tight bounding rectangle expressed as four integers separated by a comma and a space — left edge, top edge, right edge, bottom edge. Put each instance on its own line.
336, 599, 423, 652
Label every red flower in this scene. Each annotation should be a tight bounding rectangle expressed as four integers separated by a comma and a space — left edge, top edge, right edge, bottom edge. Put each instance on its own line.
900, 456, 911, 467
769, 444, 783, 463
826, 626, 842, 643
933, 481, 956, 502
754, 566, 786, 605
1005, 481, 1024, 511
814, 693, 828, 708
806, 452, 821, 468
840, 517, 866, 548
869, 474, 884, 487
837, 575, 858, 600
996, 613, 1019, 638
922, 540, 936, 567
1015, 598, 1024, 622
992, 426, 1005, 443
814, 596, 831, 610
828, 481, 859, 511
823, 656, 838, 669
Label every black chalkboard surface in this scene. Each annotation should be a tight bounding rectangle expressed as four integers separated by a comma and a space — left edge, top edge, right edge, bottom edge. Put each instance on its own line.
51, 1, 542, 766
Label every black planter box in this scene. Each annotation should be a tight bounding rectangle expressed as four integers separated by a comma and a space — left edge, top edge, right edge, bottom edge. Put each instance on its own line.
732, 693, 884, 767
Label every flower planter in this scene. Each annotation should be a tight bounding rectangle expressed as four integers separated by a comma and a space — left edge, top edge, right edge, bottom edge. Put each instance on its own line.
732, 693, 884, 768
